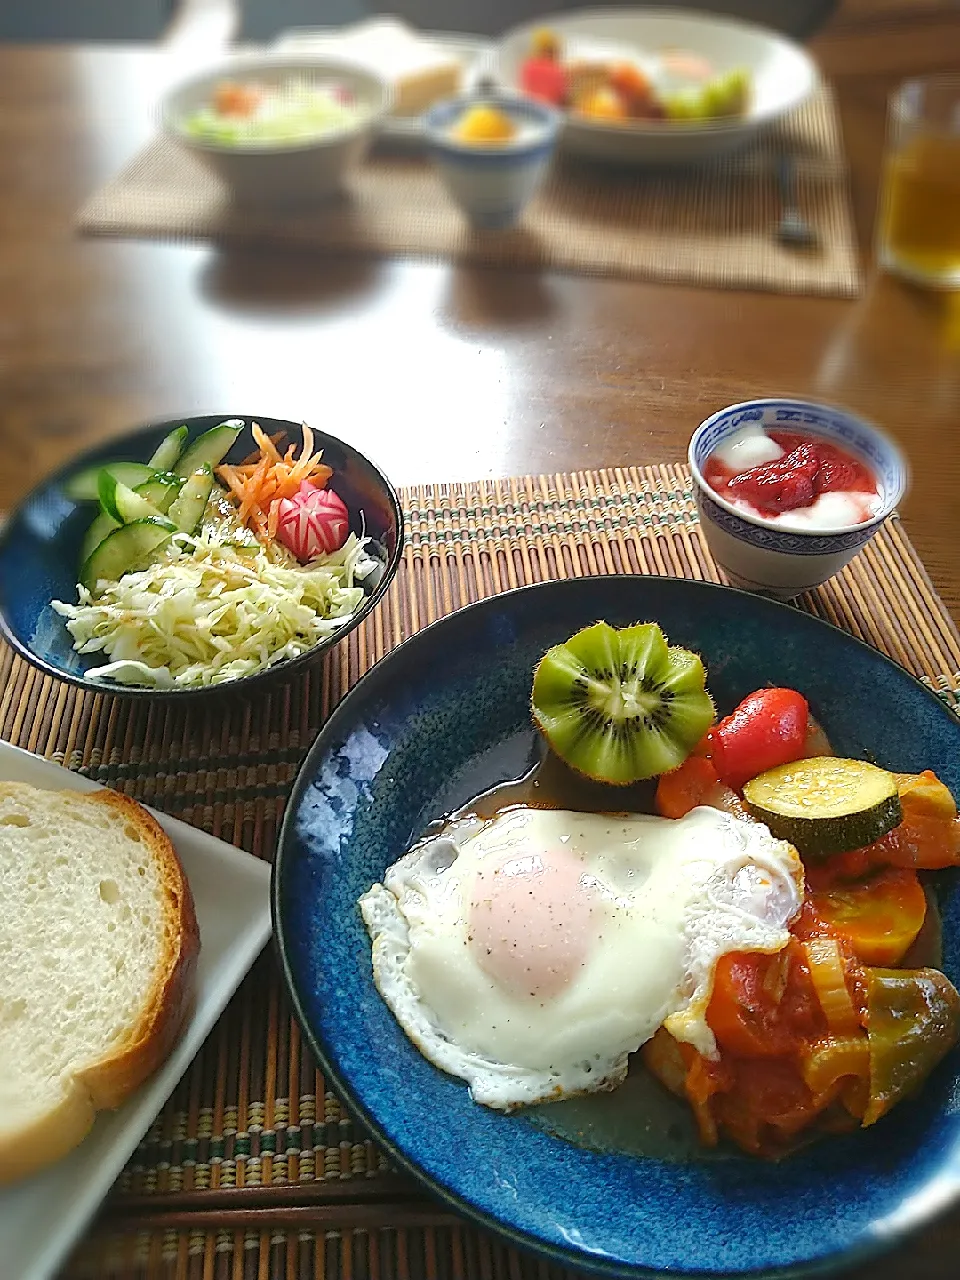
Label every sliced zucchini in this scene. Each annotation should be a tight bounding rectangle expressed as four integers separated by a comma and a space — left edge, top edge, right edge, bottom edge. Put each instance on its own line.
743, 757, 903, 858
79, 517, 176, 591
81, 510, 120, 564
64, 461, 160, 503
174, 420, 243, 478
135, 475, 183, 515
168, 465, 214, 534
148, 425, 188, 472
98, 472, 163, 525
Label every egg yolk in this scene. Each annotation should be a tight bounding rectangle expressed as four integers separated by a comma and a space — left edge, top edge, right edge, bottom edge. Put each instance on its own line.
468, 846, 597, 1000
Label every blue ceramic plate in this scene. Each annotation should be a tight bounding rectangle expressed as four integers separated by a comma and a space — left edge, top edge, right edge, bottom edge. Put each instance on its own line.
273, 576, 960, 1279
0, 416, 403, 699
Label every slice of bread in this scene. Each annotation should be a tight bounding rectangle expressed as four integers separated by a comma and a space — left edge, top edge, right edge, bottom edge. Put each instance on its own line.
0, 782, 200, 1185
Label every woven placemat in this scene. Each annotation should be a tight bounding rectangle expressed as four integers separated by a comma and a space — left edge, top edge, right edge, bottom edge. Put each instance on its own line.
77, 89, 860, 297
3, 465, 954, 1279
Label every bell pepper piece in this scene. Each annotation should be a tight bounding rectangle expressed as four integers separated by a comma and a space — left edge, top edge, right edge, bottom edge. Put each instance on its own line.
862, 967, 960, 1126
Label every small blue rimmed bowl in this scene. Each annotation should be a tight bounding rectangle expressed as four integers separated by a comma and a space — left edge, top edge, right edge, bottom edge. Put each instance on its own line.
689, 398, 908, 600
0, 415, 403, 700
425, 92, 562, 231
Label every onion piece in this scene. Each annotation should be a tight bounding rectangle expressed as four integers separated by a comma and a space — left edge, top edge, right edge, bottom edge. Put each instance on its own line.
803, 938, 861, 1036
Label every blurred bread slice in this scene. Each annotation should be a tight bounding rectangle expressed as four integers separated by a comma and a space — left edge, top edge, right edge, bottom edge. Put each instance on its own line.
283, 18, 463, 116
0, 783, 199, 1186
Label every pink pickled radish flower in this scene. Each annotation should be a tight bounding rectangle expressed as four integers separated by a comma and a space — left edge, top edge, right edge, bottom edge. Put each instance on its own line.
275, 481, 350, 562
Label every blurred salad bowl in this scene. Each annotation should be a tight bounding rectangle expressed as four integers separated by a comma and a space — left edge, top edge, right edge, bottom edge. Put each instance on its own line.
162, 56, 392, 207
0, 416, 403, 699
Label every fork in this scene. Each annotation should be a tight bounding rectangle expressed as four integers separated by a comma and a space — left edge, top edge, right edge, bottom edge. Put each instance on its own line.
775, 155, 818, 249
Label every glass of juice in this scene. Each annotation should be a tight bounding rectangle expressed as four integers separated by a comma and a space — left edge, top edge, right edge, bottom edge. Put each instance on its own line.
877, 74, 960, 289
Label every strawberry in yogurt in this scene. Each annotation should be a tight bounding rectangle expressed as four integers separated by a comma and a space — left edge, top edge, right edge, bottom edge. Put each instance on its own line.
703, 425, 883, 530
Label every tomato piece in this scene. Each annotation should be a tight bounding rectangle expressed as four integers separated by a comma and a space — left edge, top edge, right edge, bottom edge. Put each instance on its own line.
808, 868, 927, 965
520, 56, 568, 105
707, 946, 823, 1058
713, 1057, 826, 1152
704, 688, 809, 789
654, 755, 720, 819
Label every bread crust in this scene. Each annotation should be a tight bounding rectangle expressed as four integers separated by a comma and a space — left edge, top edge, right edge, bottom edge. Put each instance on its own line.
0, 784, 200, 1186
74, 790, 201, 1110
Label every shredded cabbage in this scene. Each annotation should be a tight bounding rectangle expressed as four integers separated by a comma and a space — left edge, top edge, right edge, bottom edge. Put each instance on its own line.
51, 531, 379, 688
182, 80, 360, 147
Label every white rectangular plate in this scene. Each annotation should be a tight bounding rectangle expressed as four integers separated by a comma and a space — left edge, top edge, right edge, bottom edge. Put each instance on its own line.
0, 740, 272, 1280
272, 27, 494, 146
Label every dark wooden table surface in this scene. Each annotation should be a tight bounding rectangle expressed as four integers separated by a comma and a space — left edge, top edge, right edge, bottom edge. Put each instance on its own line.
3, 6, 960, 1276
1, 1, 959, 619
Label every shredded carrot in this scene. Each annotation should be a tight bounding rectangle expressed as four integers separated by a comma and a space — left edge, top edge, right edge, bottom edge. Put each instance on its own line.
252, 423, 283, 464
215, 421, 333, 540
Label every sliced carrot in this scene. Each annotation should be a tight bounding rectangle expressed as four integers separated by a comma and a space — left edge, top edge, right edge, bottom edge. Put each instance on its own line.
808, 867, 927, 966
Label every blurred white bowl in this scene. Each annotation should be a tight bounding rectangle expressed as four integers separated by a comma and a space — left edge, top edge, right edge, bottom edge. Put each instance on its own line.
495, 8, 819, 165
162, 55, 392, 207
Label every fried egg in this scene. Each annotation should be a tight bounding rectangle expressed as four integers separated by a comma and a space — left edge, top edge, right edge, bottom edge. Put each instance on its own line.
359, 805, 802, 1110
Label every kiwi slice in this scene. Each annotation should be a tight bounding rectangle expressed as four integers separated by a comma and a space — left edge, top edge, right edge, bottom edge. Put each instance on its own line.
531, 621, 715, 785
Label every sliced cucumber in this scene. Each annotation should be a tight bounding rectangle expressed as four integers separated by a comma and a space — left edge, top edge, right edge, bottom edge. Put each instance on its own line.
98, 473, 164, 525
79, 517, 176, 591
135, 475, 183, 515
83, 476, 181, 559
743, 757, 903, 858
148, 425, 188, 472
168, 465, 214, 534
81, 510, 120, 564
174, 420, 243, 478
64, 461, 160, 503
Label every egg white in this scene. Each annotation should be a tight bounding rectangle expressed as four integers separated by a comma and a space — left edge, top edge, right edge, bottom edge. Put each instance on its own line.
359, 806, 802, 1111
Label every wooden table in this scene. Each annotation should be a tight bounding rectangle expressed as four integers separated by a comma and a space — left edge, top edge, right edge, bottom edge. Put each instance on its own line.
1, 4, 959, 618
3, 10, 960, 1276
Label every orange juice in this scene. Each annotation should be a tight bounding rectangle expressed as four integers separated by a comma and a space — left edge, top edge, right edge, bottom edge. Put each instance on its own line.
879, 132, 960, 286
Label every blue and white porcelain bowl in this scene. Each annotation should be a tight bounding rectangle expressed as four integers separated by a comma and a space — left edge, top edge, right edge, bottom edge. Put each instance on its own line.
425, 93, 562, 231
689, 398, 908, 599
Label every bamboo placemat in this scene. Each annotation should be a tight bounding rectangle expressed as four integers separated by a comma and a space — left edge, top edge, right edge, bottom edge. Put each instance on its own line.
76, 89, 860, 298
1, 465, 955, 1279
